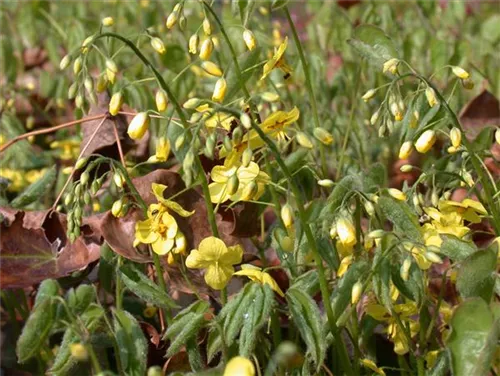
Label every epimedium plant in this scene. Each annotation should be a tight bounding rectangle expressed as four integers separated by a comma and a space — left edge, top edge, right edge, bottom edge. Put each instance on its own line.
1, 1, 500, 375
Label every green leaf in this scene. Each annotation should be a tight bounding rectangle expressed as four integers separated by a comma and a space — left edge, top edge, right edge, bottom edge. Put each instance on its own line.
439, 235, 477, 262
391, 260, 424, 305
290, 270, 320, 296
0, 34, 18, 84
331, 260, 369, 322
114, 310, 148, 376
348, 25, 398, 69
10, 166, 57, 208
456, 247, 497, 302
286, 288, 325, 369
34, 279, 60, 308
119, 262, 179, 309
16, 299, 55, 363
447, 298, 500, 376
471, 127, 495, 153
319, 174, 362, 224
285, 148, 310, 172
427, 351, 449, 376
225, 47, 261, 100
49, 328, 79, 375
372, 249, 393, 311
378, 196, 423, 243
66, 284, 96, 315
239, 284, 274, 357
362, 163, 387, 193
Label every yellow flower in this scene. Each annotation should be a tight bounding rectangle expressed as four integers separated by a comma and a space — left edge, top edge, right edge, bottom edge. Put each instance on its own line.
0, 168, 46, 192
233, 264, 284, 296
361, 359, 386, 376
50, 139, 80, 161
382, 58, 399, 74
148, 137, 170, 163
208, 161, 269, 203
185, 237, 243, 290
261, 37, 292, 80
223, 356, 255, 376
221, 107, 300, 161
102, 17, 114, 27
438, 198, 487, 224
204, 112, 235, 131
134, 184, 193, 256
337, 255, 353, 277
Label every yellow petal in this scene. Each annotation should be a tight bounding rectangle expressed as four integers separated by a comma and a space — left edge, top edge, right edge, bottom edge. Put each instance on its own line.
211, 165, 236, 183
205, 264, 234, 290
209, 182, 230, 204
225, 244, 244, 265
135, 219, 158, 244
152, 183, 168, 203
152, 238, 175, 255
185, 249, 211, 269
224, 356, 255, 376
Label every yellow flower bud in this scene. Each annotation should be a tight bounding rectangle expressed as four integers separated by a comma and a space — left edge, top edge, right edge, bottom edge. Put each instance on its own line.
73, 56, 83, 75
80, 171, 90, 185
224, 356, 255, 376
106, 59, 118, 74
296, 132, 313, 149
388, 188, 406, 201
336, 217, 356, 247
261, 92, 280, 102
75, 94, 84, 109
425, 87, 438, 107
447, 146, 458, 154
111, 198, 125, 218
201, 61, 223, 77
362, 89, 376, 102
109, 91, 123, 116
450, 127, 461, 148
398, 141, 413, 159
127, 112, 150, 140
166, 11, 178, 29
113, 172, 125, 188
425, 251, 443, 264
364, 201, 375, 216
227, 173, 239, 195
313, 128, 334, 145
183, 98, 201, 109
281, 203, 294, 228
199, 38, 214, 61
351, 281, 363, 305
188, 34, 199, 54
400, 164, 413, 172
75, 157, 88, 170
242, 148, 253, 167
451, 66, 469, 79
401, 258, 411, 281
382, 58, 399, 74
370, 110, 380, 125
202, 18, 212, 35
279, 235, 294, 253
462, 170, 474, 187
318, 179, 334, 187
70, 343, 88, 361
415, 130, 436, 153
368, 229, 385, 239
59, 54, 71, 70
81, 36, 94, 48
150, 37, 166, 54
96, 75, 108, 93
241, 181, 258, 201
212, 78, 227, 103
175, 134, 185, 150
102, 17, 114, 26
243, 29, 257, 51
240, 113, 252, 129
329, 222, 337, 239
155, 90, 168, 112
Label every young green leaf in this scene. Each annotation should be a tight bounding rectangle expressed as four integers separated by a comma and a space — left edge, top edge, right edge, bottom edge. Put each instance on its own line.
114, 310, 148, 376
456, 247, 497, 302
378, 196, 423, 243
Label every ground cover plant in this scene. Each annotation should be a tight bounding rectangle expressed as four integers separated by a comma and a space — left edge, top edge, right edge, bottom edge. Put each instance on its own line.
1, 0, 499, 375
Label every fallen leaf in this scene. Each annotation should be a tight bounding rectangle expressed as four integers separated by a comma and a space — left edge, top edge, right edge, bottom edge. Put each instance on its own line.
459, 90, 500, 137
0, 209, 100, 288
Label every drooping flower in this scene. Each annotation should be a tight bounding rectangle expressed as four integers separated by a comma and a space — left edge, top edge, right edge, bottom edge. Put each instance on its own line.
223, 356, 255, 376
185, 236, 243, 290
261, 37, 292, 80
233, 264, 284, 296
134, 184, 193, 256
148, 137, 171, 163
208, 161, 270, 204
438, 198, 487, 224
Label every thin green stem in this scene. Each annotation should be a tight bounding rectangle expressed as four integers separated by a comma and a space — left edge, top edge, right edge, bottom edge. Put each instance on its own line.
153, 252, 173, 325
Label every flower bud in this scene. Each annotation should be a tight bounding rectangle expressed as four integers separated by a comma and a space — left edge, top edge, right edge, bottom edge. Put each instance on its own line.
199, 38, 214, 61
111, 198, 125, 218
73, 56, 83, 75
261, 92, 280, 102
241, 181, 258, 201
201, 61, 223, 77
451, 66, 469, 79
64, 193, 73, 206
75, 94, 84, 109
59, 54, 71, 70
400, 164, 413, 172
175, 134, 185, 150
281, 204, 294, 228
329, 222, 337, 239
425, 251, 443, 264
91, 180, 101, 195
80, 171, 90, 185
147, 366, 163, 376
179, 15, 187, 30
425, 87, 438, 107
151, 37, 166, 54
462, 78, 474, 90
351, 281, 362, 305
401, 258, 411, 281
296, 132, 313, 149
450, 127, 461, 148
166, 11, 178, 29
279, 235, 294, 253
212, 78, 227, 103
496, 128, 500, 145
68, 82, 78, 99
462, 170, 474, 187
382, 58, 399, 74
70, 343, 88, 361
240, 113, 252, 129
243, 29, 257, 51
368, 229, 385, 239
203, 18, 211, 35
183, 97, 200, 109
155, 90, 168, 112
313, 128, 334, 145
336, 217, 356, 247
318, 179, 334, 187
361, 89, 376, 102
84, 77, 94, 94
398, 141, 413, 159
415, 130, 436, 154
388, 188, 406, 201
370, 110, 380, 125
188, 34, 199, 54
364, 201, 375, 216
109, 91, 123, 116
378, 124, 386, 138
113, 172, 125, 188
127, 112, 150, 140
227, 173, 239, 195
75, 157, 88, 170
232, 127, 243, 145
102, 16, 114, 26
223, 356, 255, 376
242, 147, 253, 167
223, 136, 233, 153
96, 75, 108, 92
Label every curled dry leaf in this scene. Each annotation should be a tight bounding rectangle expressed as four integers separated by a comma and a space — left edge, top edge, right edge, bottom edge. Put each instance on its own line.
0, 208, 101, 288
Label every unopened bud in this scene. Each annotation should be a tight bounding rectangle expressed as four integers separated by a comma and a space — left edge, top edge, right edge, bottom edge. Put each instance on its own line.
401, 258, 411, 281
450, 127, 461, 148
242, 148, 253, 167
370, 110, 380, 126
400, 164, 413, 172
201, 61, 223, 77
68, 83, 78, 99
199, 38, 214, 61
75, 94, 84, 109
109, 91, 123, 116
151, 37, 166, 54
279, 235, 294, 253
73, 56, 83, 75
382, 58, 399, 74
203, 18, 212, 35
70, 343, 88, 361
102, 17, 114, 26
212, 78, 227, 103
398, 141, 413, 160
361, 89, 376, 102
281, 204, 294, 228
166, 11, 178, 29
368, 229, 385, 239
60, 54, 71, 70
155, 90, 168, 112
388, 188, 406, 201
318, 179, 334, 187
425, 87, 438, 107
227, 173, 239, 195
296, 132, 313, 149
425, 251, 443, 264
351, 282, 363, 305
313, 128, 334, 145
84, 77, 94, 93
127, 112, 150, 140
113, 172, 125, 188
364, 201, 375, 216
175, 134, 185, 150
240, 113, 252, 129
80, 171, 90, 185
415, 130, 436, 154
451, 66, 469, 79
183, 97, 200, 109
241, 181, 258, 201
243, 29, 257, 51
111, 198, 126, 218
96, 75, 108, 93
336, 217, 356, 247
188, 34, 199, 54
